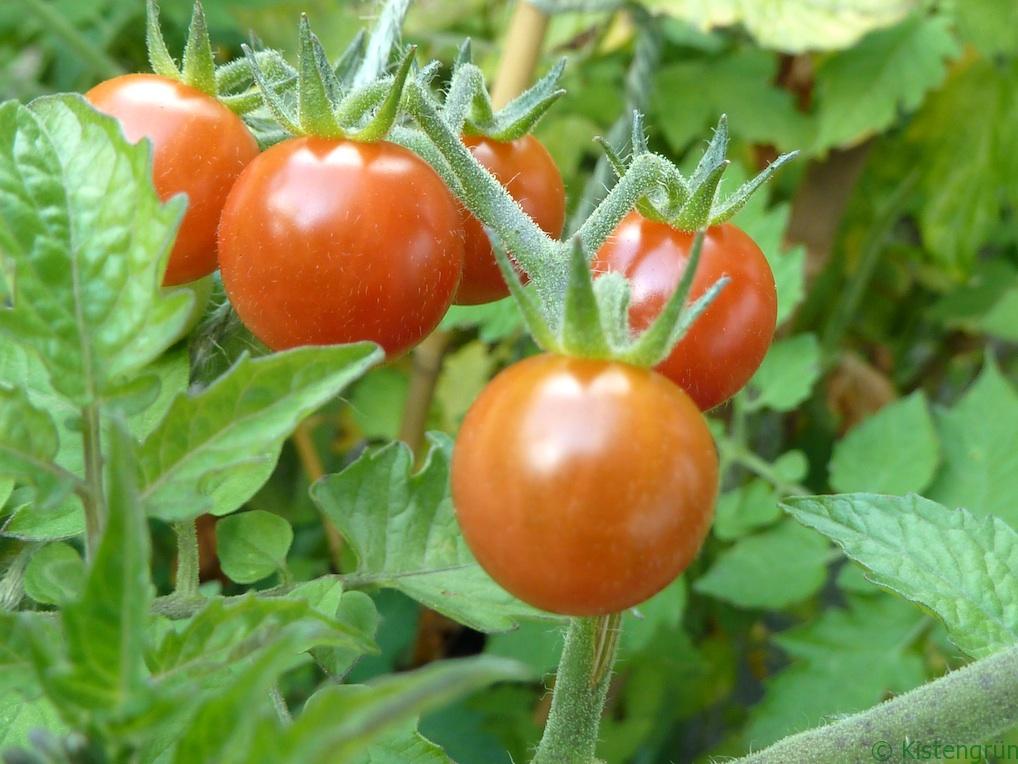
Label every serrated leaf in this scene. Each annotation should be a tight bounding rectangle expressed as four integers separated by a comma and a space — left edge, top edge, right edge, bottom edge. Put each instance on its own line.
139, 344, 381, 521
216, 510, 293, 584
747, 334, 820, 411
646, 0, 916, 52
0, 385, 74, 510
906, 57, 1018, 273
714, 479, 781, 541
273, 657, 531, 764
23, 541, 84, 605
928, 360, 1018, 524
312, 435, 550, 633
694, 520, 829, 609
785, 493, 1018, 658
746, 593, 925, 747
812, 15, 958, 152
0, 96, 192, 406
828, 392, 940, 495
654, 50, 808, 154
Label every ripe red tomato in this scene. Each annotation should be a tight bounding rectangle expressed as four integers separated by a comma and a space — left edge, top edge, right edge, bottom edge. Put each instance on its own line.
452, 353, 718, 616
454, 134, 565, 305
217, 137, 464, 355
85, 74, 259, 286
593, 213, 777, 410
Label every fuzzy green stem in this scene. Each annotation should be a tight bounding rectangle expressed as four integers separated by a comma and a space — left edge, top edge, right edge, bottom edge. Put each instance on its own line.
532, 614, 621, 764
0, 543, 36, 611
173, 520, 201, 598
18, 0, 124, 79
737, 643, 1018, 763
81, 404, 105, 562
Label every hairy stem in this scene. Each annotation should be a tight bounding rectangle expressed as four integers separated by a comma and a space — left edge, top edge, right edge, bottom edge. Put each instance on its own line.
17, 0, 124, 79
81, 403, 105, 562
173, 520, 201, 599
532, 614, 621, 764
0, 542, 36, 611
736, 643, 1018, 763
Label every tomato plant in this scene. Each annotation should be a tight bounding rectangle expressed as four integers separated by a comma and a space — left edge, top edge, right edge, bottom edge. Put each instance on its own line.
455, 134, 565, 305
594, 214, 777, 410
452, 353, 718, 615
4, 1, 1018, 764
218, 136, 464, 355
86, 74, 258, 285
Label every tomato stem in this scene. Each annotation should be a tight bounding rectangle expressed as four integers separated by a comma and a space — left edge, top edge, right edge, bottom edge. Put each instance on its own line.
532, 614, 621, 764
736, 643, 1018, 762
173, 520, 201, 599
80, 403, 105, 563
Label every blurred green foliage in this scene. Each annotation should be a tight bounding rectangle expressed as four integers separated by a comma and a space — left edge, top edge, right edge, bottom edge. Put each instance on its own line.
2, 0, 1017, 762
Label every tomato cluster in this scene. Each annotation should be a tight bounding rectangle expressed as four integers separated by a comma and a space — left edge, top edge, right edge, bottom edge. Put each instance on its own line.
87, 63, 776, 617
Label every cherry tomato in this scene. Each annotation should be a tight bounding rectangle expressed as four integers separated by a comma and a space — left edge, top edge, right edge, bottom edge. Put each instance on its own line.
86, 74, 259, 286
454, 134, 565, 305
452, 353, 718, 616
217, 137, 464, 355
593, 213, 777, 410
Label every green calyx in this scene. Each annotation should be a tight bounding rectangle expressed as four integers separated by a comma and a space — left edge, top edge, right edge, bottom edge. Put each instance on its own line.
146, 0, 296, 117
600, 113, 798, 231
446, 41, 566, 141
244, 7, 414, 142
492, 232, 728, 369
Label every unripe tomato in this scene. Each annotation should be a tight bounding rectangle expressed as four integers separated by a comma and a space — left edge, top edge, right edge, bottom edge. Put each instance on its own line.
452, 353, 718, 616
85, 74, 259, 286
217, 137, 464, 356
454, 135, 565, 305
593, 213, 777, 410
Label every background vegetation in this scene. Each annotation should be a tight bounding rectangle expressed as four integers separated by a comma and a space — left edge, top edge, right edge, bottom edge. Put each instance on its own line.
2, 0, 1017, 761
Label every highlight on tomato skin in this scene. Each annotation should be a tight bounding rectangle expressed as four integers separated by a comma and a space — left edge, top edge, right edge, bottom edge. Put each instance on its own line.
217, 136, 465, 357
453, 134, 566, 306
85, 73, 260, 287
451, 353, 719, 616
593, 213, 778, 411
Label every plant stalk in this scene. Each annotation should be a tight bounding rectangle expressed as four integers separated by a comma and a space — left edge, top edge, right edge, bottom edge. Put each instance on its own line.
292, 418, 345, 568
81, 403, 105, 562
737, 643, 1018, 763
532, 613, 621, 764
491, 2, 549, 109
173, 520, 201, 599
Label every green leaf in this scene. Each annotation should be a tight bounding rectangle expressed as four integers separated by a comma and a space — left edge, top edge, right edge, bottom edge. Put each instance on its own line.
646, 0, 916, 52
746, 593, 925, 747
747, 334, 820, 411
828, 392, 940, 495
785, 493, 1018, 658
274, 656, 532, 763
216, 510, 293, 584
172, 626, 314, 764
0, 385, 75, 510
348, 367, 409, 442
2, 500, 83, 541
812, 15, 958, 152
694, 520, 829, 609
0, 692, 64, 751
906, 57, 1018, 273
312, 435, 550, 633
954, 0, 1018, 56
54, 419, 152, 711
288, 580, 380, 678
928, 359, 1018, 524
621, 577, 687, 655
139, 344, 381, 521
23, 541, 84, 605
0, 96, 192, 406
439, 298, 523, 343
714, 479, 781, 541
654, 49, 808, 154
351, 723, 453, 764
434, 341, 496, 433
485, 622, 564, 676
